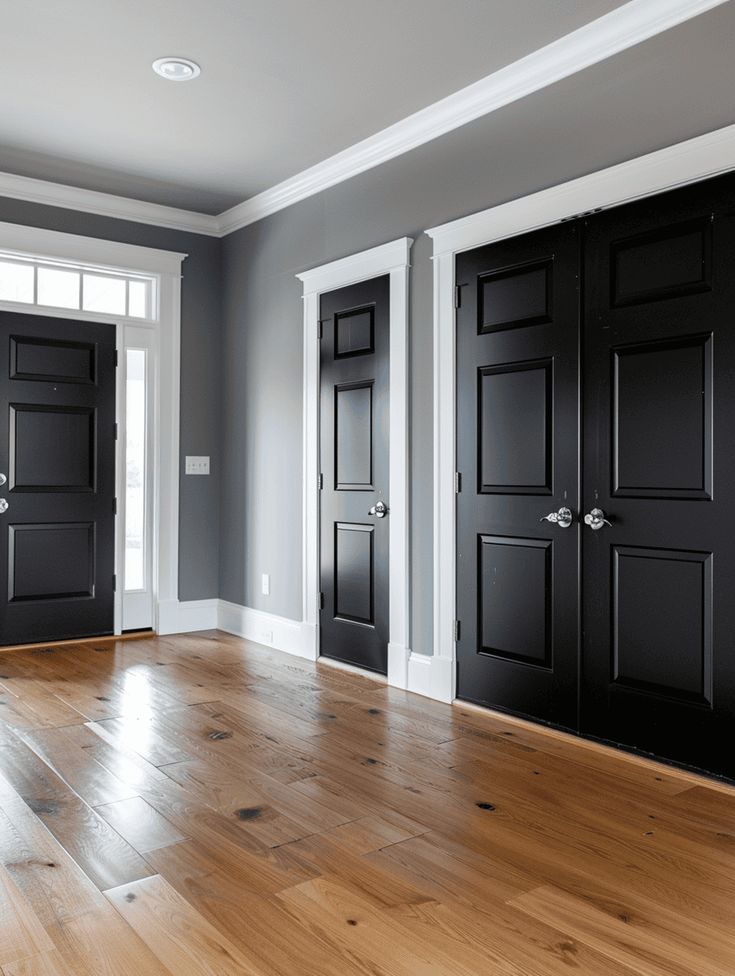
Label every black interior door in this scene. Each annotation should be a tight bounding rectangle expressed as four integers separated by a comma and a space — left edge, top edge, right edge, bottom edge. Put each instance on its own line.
455, 224, 580, 727
0, 312, 116, 645
319, 276, 389, 674
582, 176, 735, 777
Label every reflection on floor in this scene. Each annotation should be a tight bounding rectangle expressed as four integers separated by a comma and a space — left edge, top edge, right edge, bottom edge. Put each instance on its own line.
0, 630, 733, 975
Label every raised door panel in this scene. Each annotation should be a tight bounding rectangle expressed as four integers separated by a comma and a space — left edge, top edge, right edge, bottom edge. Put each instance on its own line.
335, 382, 373, 490
455, 222, 580, 728
478, 535, 551, 668
11, 404, 96, 491
479, 360, 552, 494
612, 335, 712, 498
319, 276, 390, 674
335, 523, 374, 625
582, 173, 735, 778
0, 312, 116, 645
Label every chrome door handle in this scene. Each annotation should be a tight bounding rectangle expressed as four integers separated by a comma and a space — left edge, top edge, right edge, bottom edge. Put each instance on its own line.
584, 507, 612, 531
0, 499, 8, 514
539, 506, 573, 529
369, 500, 388, 518
0, 474, 6, 487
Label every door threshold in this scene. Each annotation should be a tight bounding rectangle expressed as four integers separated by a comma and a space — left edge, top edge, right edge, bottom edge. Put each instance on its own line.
318, 655, 387, 683
453, 699, 735, 797
0, 630, 155, 654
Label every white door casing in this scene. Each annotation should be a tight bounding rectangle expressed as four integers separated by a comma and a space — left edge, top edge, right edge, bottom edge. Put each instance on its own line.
0, 220, 185, 635
297, 237, 412, 686
426, 122, 735, 704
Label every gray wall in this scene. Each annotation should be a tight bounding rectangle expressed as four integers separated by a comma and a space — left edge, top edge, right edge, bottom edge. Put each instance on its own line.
0, 196, 221, 601
219, 6, 735, 656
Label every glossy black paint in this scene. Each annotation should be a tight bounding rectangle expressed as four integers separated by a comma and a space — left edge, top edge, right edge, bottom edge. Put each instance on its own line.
0, 312, 116, 644
582, 177, 735, 777
456, 223, 581, 727
456, 173, 735, 779
319, 276, 389, 674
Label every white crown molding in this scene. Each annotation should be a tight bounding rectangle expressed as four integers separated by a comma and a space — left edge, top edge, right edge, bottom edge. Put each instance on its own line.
0, 169, 220, 237
0, 0, 726, 239
216, 0, 727, 236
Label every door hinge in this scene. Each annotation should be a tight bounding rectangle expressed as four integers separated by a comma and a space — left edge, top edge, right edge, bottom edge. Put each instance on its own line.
455, 471, 462, 493
317, 321, 323, 339
318, 473, 323, 490
319, 591, 325, 611
113, 497, 117, 515
113, 422, 118, 440
113, 574, 117, 592
454, 285, 462, 309
114, 349, 119, 367
453, 619, 461, 642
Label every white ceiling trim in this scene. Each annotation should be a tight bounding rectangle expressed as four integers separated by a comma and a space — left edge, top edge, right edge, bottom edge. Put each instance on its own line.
0, 0, 727, 240
0, 169, 220, 237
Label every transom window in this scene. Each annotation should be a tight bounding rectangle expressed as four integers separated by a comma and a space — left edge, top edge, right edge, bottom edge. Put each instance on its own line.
0, 253, 155, 320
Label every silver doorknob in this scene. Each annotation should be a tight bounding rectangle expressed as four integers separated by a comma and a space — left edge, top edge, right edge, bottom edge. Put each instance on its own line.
369, 500, 388, 518
0, 474, 6, 487
584, 507, 612, 531
0, 499, 8, 514
539, 506, 573, 529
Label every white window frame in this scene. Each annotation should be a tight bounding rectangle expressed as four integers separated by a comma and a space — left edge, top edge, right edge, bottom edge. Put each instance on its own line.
426, 123, 735, 704
0, 221, 186, 636
296, 237, 412, 687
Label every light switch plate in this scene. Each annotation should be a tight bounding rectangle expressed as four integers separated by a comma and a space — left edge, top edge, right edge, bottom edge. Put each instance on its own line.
261, 573, 270, 596
185, 456, 210, 475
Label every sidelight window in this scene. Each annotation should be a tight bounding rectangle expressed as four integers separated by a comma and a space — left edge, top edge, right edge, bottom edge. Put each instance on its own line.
125, 349, 148, 593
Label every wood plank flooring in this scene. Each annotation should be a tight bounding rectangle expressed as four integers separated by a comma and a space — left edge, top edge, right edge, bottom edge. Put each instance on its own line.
0, 631, 732, 975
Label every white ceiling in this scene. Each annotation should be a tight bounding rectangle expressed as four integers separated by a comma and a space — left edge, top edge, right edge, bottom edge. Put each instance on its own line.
0, 0, 628, 213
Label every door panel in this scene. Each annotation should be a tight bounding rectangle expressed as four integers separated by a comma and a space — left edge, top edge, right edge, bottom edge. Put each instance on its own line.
455, 224, 580, 727
0, 312, 116, 645
319, 276, 389, 674
582, 177, 735, 777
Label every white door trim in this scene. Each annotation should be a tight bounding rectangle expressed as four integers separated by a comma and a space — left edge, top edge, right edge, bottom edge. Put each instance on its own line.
425, 122, 735, 704
296, 237, 413, 685
0, 220, 186, 637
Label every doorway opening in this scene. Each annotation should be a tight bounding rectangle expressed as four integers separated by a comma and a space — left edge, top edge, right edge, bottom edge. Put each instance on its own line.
0, 222, 185, 643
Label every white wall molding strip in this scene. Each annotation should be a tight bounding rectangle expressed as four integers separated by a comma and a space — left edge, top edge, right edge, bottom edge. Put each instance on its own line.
0, 0, 726, 238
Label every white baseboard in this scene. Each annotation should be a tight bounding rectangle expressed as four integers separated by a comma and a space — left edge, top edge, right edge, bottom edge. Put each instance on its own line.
216, 601, 316, 661
387, 641, 410, 689
405, 651, 455, 703
156, 600, 455, 702
157, 599, 219, 635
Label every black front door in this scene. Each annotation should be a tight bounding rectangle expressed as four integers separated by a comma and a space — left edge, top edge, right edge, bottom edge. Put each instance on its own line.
455, 223, 580, 727
0, 312, 116, 645
319, 276, 389, 674
581, 177, 735, 775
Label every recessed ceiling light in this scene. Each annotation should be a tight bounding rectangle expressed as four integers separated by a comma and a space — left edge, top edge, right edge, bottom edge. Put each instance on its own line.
152, 57, 201, 81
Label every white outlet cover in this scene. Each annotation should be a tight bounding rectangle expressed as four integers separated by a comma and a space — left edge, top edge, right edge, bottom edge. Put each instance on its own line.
261, 573, 270, 595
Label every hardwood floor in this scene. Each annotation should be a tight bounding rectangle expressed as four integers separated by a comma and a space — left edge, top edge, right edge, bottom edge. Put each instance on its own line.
0, 631, 733, 975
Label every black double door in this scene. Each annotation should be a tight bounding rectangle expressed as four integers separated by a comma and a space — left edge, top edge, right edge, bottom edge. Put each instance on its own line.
0, 312, 116, 645
456, 173, 735, 779
319, 276, 390, 674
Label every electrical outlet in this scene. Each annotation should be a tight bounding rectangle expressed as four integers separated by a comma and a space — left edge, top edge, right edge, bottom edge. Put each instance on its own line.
185, 456, 210, 475
261, 573, 270, 596
262, 630, 273, 645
